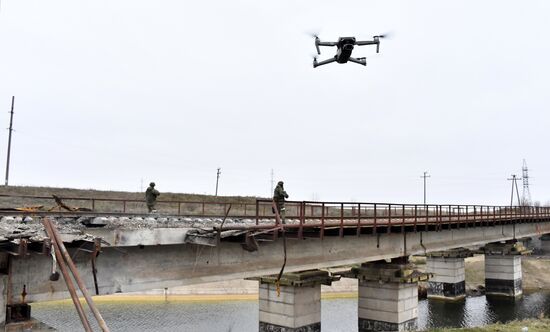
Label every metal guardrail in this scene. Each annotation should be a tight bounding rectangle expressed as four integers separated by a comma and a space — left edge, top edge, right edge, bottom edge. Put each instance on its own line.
1, 194, 550, 238
254, 199, 550, 238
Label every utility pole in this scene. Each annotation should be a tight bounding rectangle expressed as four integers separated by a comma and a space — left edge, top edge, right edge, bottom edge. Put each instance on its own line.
507, 174, 522, 207
522, 159, 532, 205
4, 96, 15, 186
270, 169, 274, 196
420, 171, 430, 204
215, 168, 221, 196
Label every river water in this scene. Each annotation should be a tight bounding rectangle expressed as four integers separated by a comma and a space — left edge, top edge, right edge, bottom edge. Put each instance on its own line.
31, 291, 550, 332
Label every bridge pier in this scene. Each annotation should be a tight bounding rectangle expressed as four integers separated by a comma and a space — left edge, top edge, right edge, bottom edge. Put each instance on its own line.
255, 270, 338, 332
539, 234, 550, 255
426, 249, 471, 301
343, 258, 431, 332
482, 241, 530, 298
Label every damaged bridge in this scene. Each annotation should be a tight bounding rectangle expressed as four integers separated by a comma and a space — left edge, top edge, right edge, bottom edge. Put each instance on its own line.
1, 196, 550, 330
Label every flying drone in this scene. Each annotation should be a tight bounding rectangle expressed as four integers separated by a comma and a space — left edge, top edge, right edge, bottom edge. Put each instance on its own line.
312, 35, 387, 68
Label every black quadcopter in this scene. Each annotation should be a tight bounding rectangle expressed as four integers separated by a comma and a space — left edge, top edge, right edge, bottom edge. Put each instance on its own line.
312, 35, 386, 68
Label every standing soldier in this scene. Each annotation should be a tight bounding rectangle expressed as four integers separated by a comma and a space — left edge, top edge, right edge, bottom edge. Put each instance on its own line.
273, 181, 289, 223
145, 182, 160, 213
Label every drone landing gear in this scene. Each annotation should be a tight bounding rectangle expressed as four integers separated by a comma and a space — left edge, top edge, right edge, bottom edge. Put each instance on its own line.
348, 57, 366, 66
313, 57, 336, 68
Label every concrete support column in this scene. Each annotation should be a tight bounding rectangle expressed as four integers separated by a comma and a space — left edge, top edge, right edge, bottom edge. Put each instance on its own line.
426, 249, 471, 301
255, 270, 338, 332
358, 280, 418, 332
484, 255, 522, 297
540, 234, 550, 255
343, 258, 431, 332
482, 241, 530, 298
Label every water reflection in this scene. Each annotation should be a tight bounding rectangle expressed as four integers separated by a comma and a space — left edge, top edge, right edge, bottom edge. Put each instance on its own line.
31, 291, 550, 332
420, 291, 550, 331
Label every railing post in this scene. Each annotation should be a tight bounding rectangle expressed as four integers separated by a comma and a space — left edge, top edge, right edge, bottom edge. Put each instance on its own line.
457, 205, 460, 226
321, 203, 325, 239
373, 203, 377, 234
387, 204, 392, 233
356, 203, 362, 236
178, 202, 181, 215
492, 206, 496, 226
425, 205, 429, 230
414, 205, 418, 232
123, 200, 126, 213
465, 206, 469, 228
298, 202, 305, 240
255, 200, 259, 226
401, 204, 405, 232
92, 199, 95, 211
339, 203, 344, 237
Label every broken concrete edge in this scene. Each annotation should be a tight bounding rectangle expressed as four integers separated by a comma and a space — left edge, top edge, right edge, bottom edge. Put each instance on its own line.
426, 248, 474, 258
475, 242, 533, 256
247, 270, 340, 287
338, 266, 432, 284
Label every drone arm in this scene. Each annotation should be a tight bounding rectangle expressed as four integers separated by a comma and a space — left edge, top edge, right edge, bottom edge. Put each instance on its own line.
348, 57, 367, 66
355, 40, 377, 46
317, 41, 337, 46
313, 57, 337, 68
356, 38, 381, 53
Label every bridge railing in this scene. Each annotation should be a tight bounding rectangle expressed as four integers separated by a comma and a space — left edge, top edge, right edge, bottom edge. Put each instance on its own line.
1, 194, 549, 232
0, 194, 258, 218
254, 199, 550, 236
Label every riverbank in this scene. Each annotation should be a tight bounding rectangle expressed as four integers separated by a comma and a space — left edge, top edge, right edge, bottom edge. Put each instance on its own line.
428, 318, 550, 332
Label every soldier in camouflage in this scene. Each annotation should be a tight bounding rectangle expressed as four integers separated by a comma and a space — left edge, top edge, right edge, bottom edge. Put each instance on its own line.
273, 181, 289, 223
145, 182, 160, 212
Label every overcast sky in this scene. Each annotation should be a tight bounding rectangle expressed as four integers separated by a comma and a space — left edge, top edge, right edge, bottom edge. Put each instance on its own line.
1, 1, 549, 205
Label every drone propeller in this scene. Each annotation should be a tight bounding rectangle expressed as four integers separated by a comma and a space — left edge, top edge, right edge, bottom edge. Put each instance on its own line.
374, 31, 393, 39
372, 32, 392, 53
305, 31, 322, 55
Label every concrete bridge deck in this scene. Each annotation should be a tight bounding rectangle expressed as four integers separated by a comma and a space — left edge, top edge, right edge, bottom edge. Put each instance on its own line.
0, 195, 550, 330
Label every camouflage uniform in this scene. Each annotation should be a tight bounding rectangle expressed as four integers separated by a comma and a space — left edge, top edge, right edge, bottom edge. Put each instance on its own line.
273, 181, 289, 222
145, 182, 160, 212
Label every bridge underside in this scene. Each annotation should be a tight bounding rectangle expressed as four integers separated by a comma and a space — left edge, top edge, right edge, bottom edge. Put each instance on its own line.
3, 220, 550, 305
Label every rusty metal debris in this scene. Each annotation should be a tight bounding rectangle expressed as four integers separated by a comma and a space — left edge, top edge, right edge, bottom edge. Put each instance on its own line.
49, 194, 92, 212
44, 217, 110, 332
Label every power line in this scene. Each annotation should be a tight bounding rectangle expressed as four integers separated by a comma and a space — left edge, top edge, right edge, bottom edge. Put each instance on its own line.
522, 159, 532, 205
4, 96, 15, 186
420, 171, 430, 204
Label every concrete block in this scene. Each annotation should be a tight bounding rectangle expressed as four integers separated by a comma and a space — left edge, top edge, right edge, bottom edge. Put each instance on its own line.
259, 299, 320, 317
485, 271, 521, 281
485, 256, 521, 267
258, 282, 322, 329
359, 281, 416, 300
430, 274, 465, 284
358, 296, 417, 313
358, 307, 418, 324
